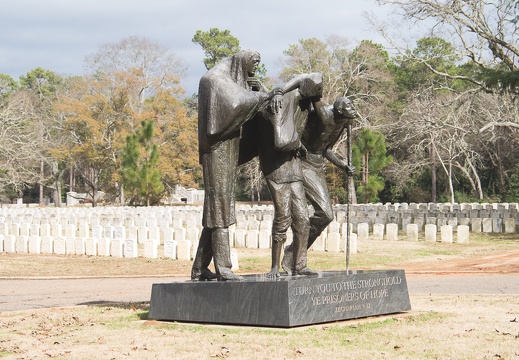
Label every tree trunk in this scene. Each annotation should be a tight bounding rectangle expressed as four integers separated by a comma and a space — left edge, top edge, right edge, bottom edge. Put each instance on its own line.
69, 166, 74, 192
120, 183, 125, 205
39, 160, 44, 206
448, 160, 455, 204
430, 145, 437, 202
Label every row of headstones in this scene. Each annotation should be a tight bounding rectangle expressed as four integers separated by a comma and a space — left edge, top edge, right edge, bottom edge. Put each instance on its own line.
336, 203, 519, 232
0, 234, 192, 260
350, 216, 517, 234
357, 223, 470, 243
338, 202, 519, 212
0, 220, 359, 259
3, 202, 513, 259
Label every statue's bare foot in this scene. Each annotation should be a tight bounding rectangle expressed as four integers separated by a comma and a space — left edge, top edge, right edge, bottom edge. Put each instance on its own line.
267, 266, 281, 278
218, 269, 243, 281
295, 267, 318, 276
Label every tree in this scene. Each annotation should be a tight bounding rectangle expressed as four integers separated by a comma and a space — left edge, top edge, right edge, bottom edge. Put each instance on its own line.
376, 0, 519, 94
0, 74, 18, 106
353, 128, 392, 203
86, 36, 186, 116
19, 68, 65, 206
0, 89, 42, 199
59, 36, 189, 204
121, 120, 163, 206
192, 28, 240, 70
150, 90, 201, 191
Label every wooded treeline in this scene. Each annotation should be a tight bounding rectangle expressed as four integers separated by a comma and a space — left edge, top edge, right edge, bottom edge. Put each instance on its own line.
0, 0, 517, 206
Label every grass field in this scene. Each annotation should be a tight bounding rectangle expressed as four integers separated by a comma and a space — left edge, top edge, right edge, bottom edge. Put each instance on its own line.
0, 233, 518, 359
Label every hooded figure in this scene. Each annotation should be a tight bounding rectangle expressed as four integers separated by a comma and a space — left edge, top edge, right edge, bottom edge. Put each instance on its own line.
192, 50, 279, 281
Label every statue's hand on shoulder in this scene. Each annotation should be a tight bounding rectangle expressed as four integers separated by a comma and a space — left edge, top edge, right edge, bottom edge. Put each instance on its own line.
268, 87, 284, 99
268, 93, 283, 114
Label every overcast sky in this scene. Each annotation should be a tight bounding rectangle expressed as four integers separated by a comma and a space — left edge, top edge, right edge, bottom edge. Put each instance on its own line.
1, 0, 399, 95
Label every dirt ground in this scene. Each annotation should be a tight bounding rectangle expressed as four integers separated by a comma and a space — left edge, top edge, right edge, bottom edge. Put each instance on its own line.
396, 250, 519, 273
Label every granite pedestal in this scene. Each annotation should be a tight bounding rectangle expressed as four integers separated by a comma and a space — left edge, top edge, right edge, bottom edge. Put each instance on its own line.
148, 269, 411, 328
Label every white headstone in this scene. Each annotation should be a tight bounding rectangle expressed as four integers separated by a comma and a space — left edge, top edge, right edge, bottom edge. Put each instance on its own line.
91, 225, 103, 240
74, 238, 86, 255
406, 224, 419, 241
425, 224, 437, 242
124, 238, 138, 258
0, 223, 9, 236
51, 224, 62, 237
258, 230, 270, 249
147, 226, 160, 245
185, 227, 199, 243
137, 226, 147, 244
40, 224, 51, 237
103, 226, 114, 240
9, 223, 20, 237
457, 225, 470, 244
246, 230, 259, 249
311, 234, 325, 251
15, 236, 28, 253
64, 224, 76, 238
85, 238, 98, 256
441, 225, 453, 243
234, 229, 246, 247
110, 239, 124, 257
144, 240, 158, 258
19, 223, 30, 237
65, 238, 76, 255
78, 224, 89, 238
504, 218, 516, 233
328, 221, 341, 234
114, 226, 126, 240
176, 240, 192, 260
98, 238, 111, 256
372, 224, 384, 240
29, 224, 40, 237
28, 236, 41, 254
357, 223, 369, 241
326, 232, 341, 252
54, 237, 66, 255
482, 218, 493, 233
231, 248, 239, 271
349, 233, 358, 254
163, 227, 175, 242
173, 228, 186, 242
41, 236, 53, 254
164, 239, 177, 259
4, 235, 16, 253
386, 223, 398, 241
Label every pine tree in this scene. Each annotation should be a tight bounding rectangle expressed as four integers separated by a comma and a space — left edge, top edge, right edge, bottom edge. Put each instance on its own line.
121, 120, 163, 206
353, 129, 392, 203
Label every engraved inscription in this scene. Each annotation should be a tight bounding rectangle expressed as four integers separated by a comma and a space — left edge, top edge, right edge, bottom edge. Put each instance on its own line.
293, 275, 403, 313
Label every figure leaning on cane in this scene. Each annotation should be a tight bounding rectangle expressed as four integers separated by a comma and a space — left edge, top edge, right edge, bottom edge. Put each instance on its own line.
282, 96, 358, 275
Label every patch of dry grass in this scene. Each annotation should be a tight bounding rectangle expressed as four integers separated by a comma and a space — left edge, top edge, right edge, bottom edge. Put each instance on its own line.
0, 234, 518, 359
0, 294, 517, 359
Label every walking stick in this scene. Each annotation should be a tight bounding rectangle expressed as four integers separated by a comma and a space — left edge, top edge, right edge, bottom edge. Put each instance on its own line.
346, 121, 353, 272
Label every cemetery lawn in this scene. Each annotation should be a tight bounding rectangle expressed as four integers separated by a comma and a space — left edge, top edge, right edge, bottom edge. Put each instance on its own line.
0, 233, 518, 359
0, 295, 517, 359
1, 233, 518, 277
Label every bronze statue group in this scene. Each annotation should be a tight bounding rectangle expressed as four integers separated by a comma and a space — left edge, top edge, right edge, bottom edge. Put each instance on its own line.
191, 50, 358, 281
